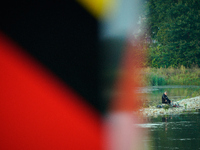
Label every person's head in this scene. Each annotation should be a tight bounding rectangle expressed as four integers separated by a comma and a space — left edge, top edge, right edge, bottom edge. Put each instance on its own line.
164, 91, 167, 95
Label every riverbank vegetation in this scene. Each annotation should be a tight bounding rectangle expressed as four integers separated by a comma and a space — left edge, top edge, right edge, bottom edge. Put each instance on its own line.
140, 0, 200, 86
143, 66, 200, 86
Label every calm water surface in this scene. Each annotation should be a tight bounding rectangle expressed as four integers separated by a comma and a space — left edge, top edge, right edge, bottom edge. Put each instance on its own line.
141, 85, 200, 105
142, 113, 200, 150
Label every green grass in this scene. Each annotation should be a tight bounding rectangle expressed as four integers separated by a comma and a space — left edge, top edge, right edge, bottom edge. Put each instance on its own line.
143, 66, 200, 86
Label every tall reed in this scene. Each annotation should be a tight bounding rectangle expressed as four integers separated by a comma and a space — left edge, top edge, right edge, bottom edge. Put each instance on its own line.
143, 65, 200, 86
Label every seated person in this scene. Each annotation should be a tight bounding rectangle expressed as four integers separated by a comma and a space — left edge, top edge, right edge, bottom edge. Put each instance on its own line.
162, 91, 172, 104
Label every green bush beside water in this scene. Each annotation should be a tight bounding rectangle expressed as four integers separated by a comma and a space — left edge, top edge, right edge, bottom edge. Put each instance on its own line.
144, 66, 200, 86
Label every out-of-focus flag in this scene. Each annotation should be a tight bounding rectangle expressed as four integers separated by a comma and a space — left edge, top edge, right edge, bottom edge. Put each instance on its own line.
0, 0, 146, 149
0, 1, 102, 149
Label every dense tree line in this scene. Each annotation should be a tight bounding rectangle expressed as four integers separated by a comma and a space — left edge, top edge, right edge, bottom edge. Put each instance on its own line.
146, 0, 200, 68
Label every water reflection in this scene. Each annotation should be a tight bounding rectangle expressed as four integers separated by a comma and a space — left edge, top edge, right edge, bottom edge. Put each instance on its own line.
161, 116, 173, 132
143, 113, 200, 150
139, 85, 200, 106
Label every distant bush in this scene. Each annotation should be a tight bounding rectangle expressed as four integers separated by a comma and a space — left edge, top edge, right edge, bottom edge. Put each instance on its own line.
148, 73, 166, 86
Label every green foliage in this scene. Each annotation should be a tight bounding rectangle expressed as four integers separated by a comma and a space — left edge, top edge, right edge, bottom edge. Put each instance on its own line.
144, 66, 200, 86
163, 105, 170, 110
184, 104, 187, 109
146, 0, 200, 68
147, 73, 166, 86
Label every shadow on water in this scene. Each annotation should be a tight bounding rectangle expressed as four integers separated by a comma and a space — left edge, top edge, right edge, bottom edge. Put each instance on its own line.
141, 113, 200, 150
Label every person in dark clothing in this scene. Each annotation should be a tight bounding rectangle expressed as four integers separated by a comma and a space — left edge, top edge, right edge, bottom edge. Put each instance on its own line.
162, 91, 172, 104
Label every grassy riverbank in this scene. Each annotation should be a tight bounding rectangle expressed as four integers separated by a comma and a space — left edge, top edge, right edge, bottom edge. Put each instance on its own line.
143, 66, 200, 86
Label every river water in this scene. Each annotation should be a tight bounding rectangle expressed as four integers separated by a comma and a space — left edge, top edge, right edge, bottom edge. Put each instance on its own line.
140, 85, 200, 106
138, 85, 200, 149
141, 113, 200, 150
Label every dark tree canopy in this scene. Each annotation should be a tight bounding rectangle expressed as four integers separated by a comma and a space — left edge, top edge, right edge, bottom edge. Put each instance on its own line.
146, 0, 200, 68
